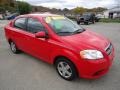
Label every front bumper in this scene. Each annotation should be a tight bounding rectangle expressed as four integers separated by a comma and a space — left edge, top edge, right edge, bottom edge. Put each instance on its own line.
77, 47, 114, 79
79, 19, 89, 23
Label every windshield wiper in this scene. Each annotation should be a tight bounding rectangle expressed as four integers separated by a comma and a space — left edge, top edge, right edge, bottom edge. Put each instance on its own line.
73, 29, 85, 34
56, 29, 85, 35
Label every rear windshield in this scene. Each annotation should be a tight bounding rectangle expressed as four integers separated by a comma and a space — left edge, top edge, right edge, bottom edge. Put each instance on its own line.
44, 16, 85, 36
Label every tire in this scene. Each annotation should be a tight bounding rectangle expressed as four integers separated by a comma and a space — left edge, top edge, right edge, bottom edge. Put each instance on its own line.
55, 58, 77, 81
9, 41, 21, 54
77, 21, 80, 24
92, 20, 95, 24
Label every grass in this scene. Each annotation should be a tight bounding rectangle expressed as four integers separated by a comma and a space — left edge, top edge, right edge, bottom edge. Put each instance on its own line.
99, 18, 120, 23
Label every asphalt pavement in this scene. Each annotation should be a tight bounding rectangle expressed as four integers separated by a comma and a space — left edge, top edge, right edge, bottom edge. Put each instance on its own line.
0, 20, 120, 90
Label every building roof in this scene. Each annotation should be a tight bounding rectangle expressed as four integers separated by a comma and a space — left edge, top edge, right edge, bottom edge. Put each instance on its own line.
109, 6, 120, 13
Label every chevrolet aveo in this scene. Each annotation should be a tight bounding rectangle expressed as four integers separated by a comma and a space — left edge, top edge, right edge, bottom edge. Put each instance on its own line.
4, 13, 114, 81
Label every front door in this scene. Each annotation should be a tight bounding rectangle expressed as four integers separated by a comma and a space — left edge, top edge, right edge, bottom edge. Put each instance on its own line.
25, 17, 52, 62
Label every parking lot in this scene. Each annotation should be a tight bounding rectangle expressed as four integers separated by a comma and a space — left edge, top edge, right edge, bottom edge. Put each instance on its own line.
0, 20, 120, 90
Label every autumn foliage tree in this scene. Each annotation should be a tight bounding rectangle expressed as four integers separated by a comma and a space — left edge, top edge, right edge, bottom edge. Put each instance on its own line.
0, 0, 15, 13
72, 7, 107, 14
73, 7, 87, 14
0, 0, 32, 14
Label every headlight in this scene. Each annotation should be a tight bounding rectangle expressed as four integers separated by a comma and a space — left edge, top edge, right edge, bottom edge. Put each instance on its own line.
80, 50, 103, 60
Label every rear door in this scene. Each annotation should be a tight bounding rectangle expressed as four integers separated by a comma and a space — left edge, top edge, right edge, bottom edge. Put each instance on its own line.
11, 17, 30, 52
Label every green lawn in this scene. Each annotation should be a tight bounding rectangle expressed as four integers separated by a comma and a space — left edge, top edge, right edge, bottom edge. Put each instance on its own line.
99, 18, 120, 23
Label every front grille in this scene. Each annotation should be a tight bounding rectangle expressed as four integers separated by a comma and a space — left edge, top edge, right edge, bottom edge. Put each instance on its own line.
80, 18, 84, 20
105, 43, 113, 55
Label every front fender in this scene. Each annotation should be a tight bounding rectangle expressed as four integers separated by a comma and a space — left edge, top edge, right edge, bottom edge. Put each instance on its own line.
50, 48, 80, 66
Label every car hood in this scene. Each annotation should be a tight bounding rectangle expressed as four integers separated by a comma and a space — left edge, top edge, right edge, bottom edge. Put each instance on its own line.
61, 30, 109, 52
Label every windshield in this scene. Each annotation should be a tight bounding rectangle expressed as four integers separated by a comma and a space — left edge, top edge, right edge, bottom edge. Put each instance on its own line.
82, 14, 90, 18
44, 16, 85, 36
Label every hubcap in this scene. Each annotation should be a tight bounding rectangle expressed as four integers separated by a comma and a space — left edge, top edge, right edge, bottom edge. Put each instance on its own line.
57, 61, 72, 78
10, 42, 16, 52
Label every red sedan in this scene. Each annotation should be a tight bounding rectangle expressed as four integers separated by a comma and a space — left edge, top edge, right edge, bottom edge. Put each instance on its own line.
4, 13, 114, 81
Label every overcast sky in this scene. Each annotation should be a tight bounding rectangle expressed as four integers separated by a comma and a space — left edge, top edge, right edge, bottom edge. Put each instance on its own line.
20, 0, 120, 9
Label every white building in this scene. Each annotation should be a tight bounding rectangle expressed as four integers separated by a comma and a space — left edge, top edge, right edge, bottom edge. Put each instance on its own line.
103, 6, 120, 18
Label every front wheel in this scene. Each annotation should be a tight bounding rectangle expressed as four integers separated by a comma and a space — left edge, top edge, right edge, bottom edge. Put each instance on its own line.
55, 58, 77, 81
77, 21, 80, 24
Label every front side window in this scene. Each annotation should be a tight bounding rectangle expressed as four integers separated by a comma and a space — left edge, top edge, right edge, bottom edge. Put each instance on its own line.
14, 17, 26, 30
27, 18, 45, 33
44, 16, 85, 36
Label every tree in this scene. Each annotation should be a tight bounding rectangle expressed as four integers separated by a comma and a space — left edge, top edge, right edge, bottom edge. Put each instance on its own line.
90, 7, 107, 13
0, 0, 15, 13
0, 6, 5, 13
73, 7, 86, 14
17, 1, 32, 14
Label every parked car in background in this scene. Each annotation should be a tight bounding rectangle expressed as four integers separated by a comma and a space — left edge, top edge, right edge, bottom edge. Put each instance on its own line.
95, 16, 101, 22
114, 13, 120, 19
5, 13, 19, 20
4, 13, 115, 81
96, 14, 105, 19
77, 13, 96, 25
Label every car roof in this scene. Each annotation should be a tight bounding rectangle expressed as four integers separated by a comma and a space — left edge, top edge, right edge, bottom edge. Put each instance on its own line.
20, 13, 62, 18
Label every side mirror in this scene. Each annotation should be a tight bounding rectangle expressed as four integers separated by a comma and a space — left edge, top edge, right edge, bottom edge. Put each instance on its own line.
35, 31, 47, 38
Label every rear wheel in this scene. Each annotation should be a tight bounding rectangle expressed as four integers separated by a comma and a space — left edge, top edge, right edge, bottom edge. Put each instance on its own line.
9, 41, 21, 54
92, 20, 95, 24
55, 58, 77, 81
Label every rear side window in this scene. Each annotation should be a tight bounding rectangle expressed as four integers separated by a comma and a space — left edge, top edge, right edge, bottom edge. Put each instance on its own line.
14, 18, 26, 30
27, 18, 45, 33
